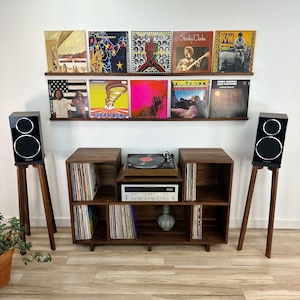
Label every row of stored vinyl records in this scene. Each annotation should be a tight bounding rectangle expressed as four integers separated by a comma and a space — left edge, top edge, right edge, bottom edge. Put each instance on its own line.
73, 205, 97, 240
73, 204, 203, 241
109, 205, 137, 239
73, 205, 136, 240
69, 163, 99, 201
185, 163, 197, 201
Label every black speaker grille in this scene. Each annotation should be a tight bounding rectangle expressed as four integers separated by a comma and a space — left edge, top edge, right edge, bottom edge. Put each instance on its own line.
263, 119, 281, 136
14, 135, 41, 159
255, 136, 282, 161
16, 117, 34, 134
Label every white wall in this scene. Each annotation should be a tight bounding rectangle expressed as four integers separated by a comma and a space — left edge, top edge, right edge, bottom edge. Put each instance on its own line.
1, 0, 299, 228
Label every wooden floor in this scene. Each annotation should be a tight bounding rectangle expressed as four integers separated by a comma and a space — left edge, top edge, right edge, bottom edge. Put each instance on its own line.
1, 227, 300, 299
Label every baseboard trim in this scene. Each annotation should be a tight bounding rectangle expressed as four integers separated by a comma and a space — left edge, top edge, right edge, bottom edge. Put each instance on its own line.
230, 219, 300, 229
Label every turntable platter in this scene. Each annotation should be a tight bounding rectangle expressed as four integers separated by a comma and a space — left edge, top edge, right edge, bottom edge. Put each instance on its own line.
127, 154, 165, 169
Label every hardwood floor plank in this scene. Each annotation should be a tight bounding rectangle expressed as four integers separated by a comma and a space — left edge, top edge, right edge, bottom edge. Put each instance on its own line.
0, 228, 299, 300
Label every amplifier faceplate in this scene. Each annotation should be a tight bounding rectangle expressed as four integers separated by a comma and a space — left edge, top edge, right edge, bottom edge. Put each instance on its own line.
121, 184, 179, 202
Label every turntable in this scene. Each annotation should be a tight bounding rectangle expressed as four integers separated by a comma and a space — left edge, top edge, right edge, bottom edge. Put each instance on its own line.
123, 152, 179, 177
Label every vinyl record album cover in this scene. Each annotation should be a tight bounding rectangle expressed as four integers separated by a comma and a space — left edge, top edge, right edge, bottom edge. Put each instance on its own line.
130, 80, 168, 118
171, 80, 210, 118
88, 31, 128, 73
131, 31, 172, 73
172, 31, 213, 73
44, 30, 88, 73
209, 79, 250, 118
89, 79, 129, 119
213, 30, 256, 73
48, 79, 89, 118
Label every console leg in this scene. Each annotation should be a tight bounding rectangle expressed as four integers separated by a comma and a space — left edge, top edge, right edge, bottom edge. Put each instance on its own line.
205, 244, 211, 252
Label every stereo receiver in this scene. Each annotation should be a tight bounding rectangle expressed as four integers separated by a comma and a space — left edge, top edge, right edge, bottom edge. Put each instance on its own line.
121, 184, 179, 202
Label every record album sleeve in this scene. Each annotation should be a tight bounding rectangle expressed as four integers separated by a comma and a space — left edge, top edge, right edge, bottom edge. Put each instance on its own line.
131, 31, 172, 74
171, 80, 210, 118
88, 31, 129, 73
48, 79, 89, 119
44, 30, 88, 73
172, 31, 213, 73
209, 79, 250, 118
89, 79, 129, 119
213, 30, 256, 73
130, 80, 168, 119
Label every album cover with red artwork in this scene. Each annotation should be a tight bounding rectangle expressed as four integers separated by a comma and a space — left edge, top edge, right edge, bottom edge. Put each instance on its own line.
172, 31, 213, 73
131, 31, 172, 74
130, 80, 168, 119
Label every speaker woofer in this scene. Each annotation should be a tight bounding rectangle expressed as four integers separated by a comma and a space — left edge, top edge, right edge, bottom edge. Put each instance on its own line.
255, 136, 282, 161
14, 135, 41, 159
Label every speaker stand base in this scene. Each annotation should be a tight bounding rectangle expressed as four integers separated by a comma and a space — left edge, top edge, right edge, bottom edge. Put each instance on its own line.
237, 164, 279, 258
17, 163, 57, 250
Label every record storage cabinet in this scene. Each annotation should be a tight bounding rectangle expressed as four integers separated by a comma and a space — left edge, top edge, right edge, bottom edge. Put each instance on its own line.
66, 147, 234, 251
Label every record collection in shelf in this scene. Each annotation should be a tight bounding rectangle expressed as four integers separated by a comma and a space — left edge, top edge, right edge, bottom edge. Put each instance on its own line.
192, 205, 203, 240
73, 205, 98, 240
109, 205, 137, 239
69, 162, 99, 201
185, 163, 197, 201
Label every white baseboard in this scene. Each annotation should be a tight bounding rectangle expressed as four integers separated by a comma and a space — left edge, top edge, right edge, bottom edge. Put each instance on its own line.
230, 218, 300, 229
29, 218, 71, 227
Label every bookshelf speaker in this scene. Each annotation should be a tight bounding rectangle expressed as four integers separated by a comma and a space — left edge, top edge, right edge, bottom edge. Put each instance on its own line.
9, 111, 44, 165
252, 112, 288, 168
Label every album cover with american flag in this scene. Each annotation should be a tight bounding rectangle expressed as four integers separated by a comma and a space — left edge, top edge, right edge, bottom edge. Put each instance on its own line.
47, 79, 89, 119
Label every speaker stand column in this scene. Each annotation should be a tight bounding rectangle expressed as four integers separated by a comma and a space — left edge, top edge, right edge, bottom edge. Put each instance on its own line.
266, 167, 279, 258
237, 165, 279, 258
237, 165, 262, 251
34, 163, 57, 250
17, 165, 31, 237
16, 163, 56, 250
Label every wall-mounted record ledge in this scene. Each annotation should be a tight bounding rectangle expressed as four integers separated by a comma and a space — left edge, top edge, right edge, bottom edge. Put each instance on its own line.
45, 72, 254, 77
49, 117, 249, 121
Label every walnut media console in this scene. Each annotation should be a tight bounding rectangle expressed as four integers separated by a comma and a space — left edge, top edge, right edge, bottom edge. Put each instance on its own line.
66, 148, 233, 251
